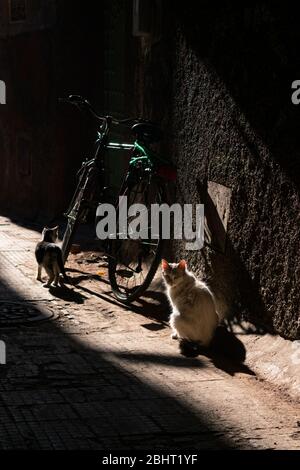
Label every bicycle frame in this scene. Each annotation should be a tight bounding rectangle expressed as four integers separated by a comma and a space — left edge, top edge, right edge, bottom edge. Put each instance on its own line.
64, 122, 176, 221
60, 94, 176, 185
107, 139, 176, 181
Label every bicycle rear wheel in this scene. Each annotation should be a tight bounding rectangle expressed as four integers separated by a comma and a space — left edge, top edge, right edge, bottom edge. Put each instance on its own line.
108, 176, 166, 303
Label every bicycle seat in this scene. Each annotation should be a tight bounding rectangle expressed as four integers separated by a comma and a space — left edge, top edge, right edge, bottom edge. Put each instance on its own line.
131, 122, 162, 143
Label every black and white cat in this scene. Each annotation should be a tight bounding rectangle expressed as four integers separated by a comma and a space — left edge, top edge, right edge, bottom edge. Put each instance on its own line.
162, 259, 219, 348
35, 226, 67, 288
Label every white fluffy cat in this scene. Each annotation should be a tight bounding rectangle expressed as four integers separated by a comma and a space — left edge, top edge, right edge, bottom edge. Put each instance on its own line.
162, 259, 219, 347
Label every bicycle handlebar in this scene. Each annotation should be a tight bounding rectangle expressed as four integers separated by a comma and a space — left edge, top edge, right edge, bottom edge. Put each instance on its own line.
58, 95, 137, 126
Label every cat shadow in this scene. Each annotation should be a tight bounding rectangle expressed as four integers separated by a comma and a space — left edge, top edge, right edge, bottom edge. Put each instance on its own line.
113, 351, 206, 369
180, 325, 255, 377
48, 284, 88, 304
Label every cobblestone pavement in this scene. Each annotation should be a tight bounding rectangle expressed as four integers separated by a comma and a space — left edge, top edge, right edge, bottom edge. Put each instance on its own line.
0, 216, 299, 450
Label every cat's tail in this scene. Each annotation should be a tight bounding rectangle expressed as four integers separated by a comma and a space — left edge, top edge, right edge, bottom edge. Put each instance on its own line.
179, 339, 207, 358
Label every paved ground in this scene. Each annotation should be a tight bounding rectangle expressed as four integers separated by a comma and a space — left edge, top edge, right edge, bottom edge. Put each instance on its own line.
0, 215, 299, 450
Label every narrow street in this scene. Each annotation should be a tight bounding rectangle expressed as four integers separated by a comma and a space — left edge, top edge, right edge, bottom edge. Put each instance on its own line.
0, 216, 299, 450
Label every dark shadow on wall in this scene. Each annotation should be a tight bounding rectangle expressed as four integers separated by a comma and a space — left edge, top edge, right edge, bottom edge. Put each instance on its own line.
194, 178, 272, 335
172, 0, 300, 187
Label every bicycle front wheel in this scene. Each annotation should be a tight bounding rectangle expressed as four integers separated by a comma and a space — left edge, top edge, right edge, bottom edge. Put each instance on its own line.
61, 166, 94, 263
108, 176, 166, 303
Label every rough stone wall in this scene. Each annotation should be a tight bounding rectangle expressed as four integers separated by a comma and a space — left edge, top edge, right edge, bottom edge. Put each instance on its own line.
140, 1, 300, 339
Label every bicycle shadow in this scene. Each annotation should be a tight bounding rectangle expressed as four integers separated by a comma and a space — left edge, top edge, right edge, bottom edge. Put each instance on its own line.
131, 290, 170, 324
65, 267, 111, 285
70, 274, 108, 286
48, 284, 88, 304
66, 268, 170, 324
71, 281, 170, 327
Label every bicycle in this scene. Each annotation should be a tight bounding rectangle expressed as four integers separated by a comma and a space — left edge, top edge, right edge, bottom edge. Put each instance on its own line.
59, 95, 176, 303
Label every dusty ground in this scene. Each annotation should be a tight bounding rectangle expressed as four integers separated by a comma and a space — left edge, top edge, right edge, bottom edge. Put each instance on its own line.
0, 215, 299, 450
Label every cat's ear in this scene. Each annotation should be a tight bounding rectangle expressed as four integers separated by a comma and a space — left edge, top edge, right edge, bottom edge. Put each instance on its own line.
161, 259, 169, 270
178, 260, 187, 271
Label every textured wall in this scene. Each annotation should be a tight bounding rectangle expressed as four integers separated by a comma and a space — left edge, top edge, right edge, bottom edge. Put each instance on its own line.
141, 1, 300, 339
